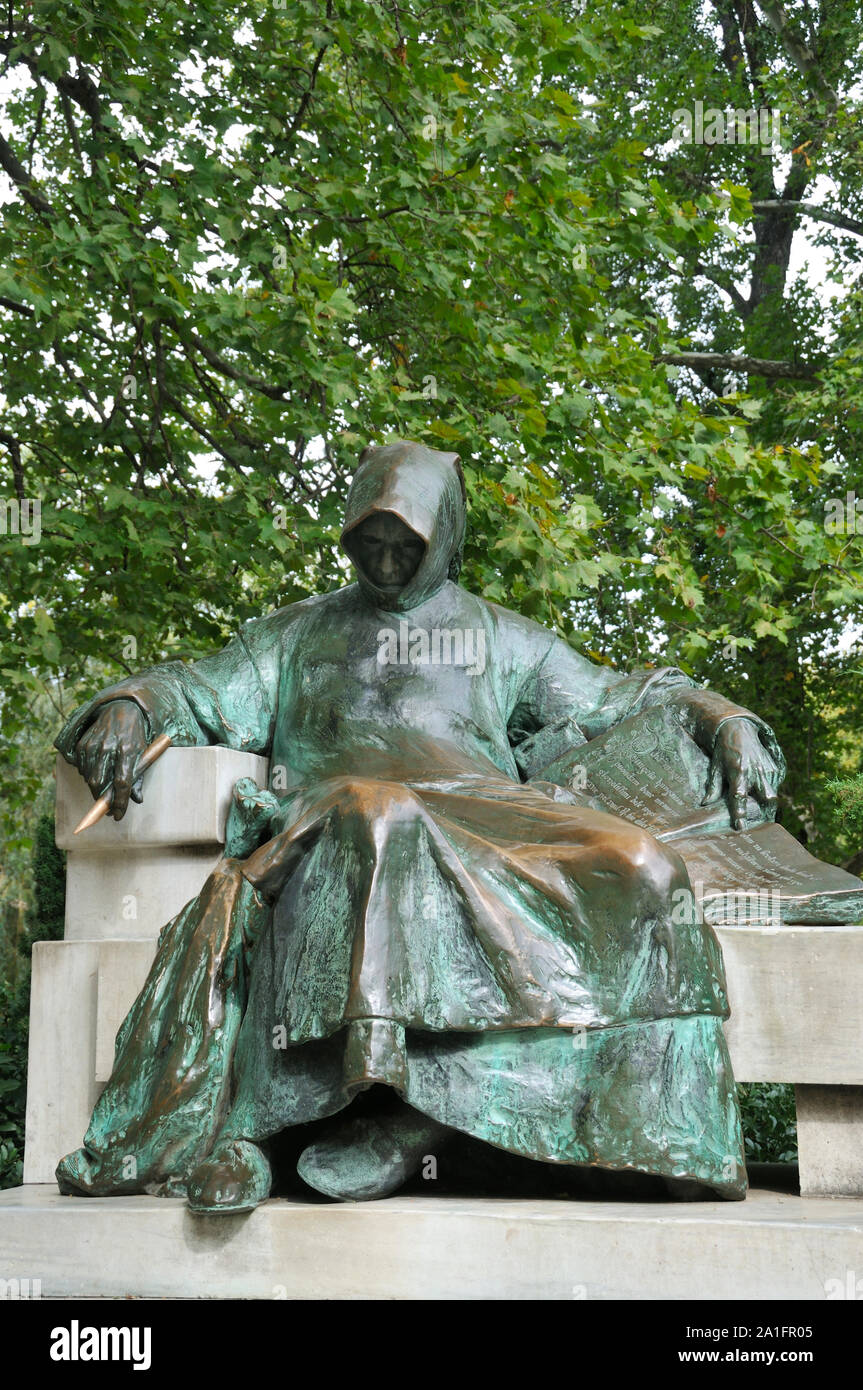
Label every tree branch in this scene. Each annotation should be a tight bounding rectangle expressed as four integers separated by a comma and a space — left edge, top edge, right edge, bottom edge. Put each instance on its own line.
163, 390, 260, 479
185, 331, 291, 400
710, 0, 767, 107
751, 199, 863, 237
0, 294, 33, 317
754, 0, 839, 108
656, 351, 818, 380
0, 130, 52, 213
26, 85, 46, 175
58, 89, 85, 166
715, 490, 852, 577
688, 259, 749, 315
283, 37, 330, 143
0, 430, 25, 499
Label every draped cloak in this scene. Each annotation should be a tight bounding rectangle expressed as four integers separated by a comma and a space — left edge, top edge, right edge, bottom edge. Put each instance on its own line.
54, 442, 778, 1200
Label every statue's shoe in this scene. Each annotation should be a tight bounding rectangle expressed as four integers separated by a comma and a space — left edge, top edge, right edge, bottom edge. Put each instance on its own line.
56, 1147, 102, 1196
56, 1146, 147, 1196
297, 1107, 448, 1201
187, 1139, 272, 1214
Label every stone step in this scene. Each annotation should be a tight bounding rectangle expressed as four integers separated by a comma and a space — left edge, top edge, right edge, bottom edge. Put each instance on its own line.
2, 1172, 862, 1300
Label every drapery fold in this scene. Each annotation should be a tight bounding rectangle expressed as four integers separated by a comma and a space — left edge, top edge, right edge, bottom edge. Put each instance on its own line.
58, 757, 746, 1202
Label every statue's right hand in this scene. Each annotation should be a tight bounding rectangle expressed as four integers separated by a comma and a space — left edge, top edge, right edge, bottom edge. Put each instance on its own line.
73, 701, 149, 820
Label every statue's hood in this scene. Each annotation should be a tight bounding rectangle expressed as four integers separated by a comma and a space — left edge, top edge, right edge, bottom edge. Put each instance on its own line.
341, 440, 465, 613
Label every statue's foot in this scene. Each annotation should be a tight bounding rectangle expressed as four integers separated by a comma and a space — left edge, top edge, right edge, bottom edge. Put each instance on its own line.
187, 1139, 271, 1214
297, 1104, 448, 1201
56, 1147, 101, 1196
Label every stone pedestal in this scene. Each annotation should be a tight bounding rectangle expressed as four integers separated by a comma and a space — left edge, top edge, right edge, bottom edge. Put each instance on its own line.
2, 1174, 862, 1300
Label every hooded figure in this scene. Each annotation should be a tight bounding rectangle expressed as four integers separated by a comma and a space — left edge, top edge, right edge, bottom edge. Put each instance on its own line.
54, 440, 784, 1210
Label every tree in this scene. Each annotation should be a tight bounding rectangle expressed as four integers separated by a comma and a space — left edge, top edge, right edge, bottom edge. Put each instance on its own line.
554, 0, 863, 857
0, 0, 861, 876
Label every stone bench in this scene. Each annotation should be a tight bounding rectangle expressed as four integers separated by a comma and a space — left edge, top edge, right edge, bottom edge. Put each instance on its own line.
22, 748, 863, 1198
24, 747, 268, 1185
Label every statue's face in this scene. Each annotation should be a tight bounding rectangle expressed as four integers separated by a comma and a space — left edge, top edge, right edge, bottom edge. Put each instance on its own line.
349, 511, 425, 592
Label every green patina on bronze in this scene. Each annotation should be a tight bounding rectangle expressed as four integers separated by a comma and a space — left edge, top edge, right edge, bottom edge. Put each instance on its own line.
53, 440, 791, 1207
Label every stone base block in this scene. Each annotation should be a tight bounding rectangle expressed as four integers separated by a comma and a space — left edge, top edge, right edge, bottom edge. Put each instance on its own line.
718, 926, 863, 1085
55, 747, 269, 941
23, 940, 155, 1184
55, 747, 270, 851
796, 1085, 863, 1197
63, 847, 224, 941
1, 1176, 862, 1300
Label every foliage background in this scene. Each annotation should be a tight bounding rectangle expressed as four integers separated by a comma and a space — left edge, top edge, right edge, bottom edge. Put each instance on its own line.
0, 814, 64, 1187
3, 0, 863, 1184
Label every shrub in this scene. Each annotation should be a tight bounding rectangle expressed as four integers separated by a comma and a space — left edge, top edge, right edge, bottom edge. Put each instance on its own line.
738, 1082, 797, 1163
826, 773, 863, 842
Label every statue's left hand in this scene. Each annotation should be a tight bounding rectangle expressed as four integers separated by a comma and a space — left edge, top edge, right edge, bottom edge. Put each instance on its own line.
701, 719, 781, 830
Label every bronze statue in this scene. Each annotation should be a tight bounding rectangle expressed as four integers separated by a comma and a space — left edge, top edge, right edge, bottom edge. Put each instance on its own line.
53, 440, 786, 1210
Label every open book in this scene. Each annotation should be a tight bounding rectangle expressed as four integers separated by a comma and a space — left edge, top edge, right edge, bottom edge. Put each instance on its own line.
526, 703, 863, 927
